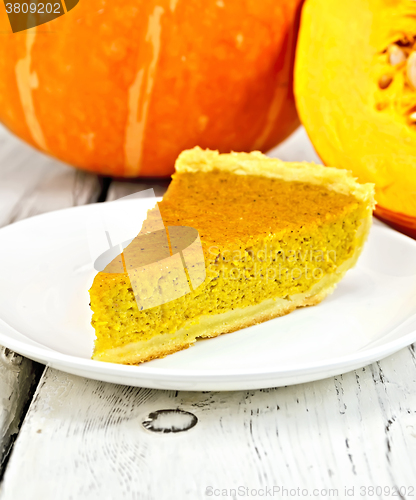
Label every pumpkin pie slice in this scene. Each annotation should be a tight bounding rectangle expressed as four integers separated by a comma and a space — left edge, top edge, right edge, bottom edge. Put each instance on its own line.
89, 147, 375, 364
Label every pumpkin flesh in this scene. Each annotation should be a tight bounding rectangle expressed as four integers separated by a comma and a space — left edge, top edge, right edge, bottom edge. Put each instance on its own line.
295, 0, 416, 238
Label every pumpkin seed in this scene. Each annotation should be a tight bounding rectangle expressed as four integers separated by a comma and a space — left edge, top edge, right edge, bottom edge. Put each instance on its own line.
406, 52, 416, 89
378, 74, 393, 89
388, 44, 406, 65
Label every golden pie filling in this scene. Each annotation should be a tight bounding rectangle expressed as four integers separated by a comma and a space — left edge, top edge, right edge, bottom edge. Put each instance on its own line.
89, 148, 375, 364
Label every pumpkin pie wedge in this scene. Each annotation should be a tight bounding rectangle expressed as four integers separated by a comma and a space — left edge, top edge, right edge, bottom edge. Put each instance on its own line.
89, 147, 375, 364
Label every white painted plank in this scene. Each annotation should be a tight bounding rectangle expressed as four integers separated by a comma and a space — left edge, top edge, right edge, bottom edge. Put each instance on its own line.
0, 348, 42, 470
2, 126, 416, 499
0, 125, 102, 471
0, 126, 100, 227
1, 348, 416, 499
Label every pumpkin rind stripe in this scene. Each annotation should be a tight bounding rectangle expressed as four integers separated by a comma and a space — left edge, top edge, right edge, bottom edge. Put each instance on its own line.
124, 6, 164, 177
125, 67, 145, 176
15, 27, 47, 152
169, 0, 179, 12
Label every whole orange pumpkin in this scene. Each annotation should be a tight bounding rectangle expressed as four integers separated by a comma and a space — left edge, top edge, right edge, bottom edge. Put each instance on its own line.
0, 0, 301, 177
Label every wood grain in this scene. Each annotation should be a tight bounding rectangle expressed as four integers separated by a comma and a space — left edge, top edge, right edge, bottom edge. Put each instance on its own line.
0, 125, 101, 475
0, 348, 42, 475
1, 348, 416, 499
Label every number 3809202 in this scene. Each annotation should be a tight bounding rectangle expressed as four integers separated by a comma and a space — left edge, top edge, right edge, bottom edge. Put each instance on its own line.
5, 3, 62, 14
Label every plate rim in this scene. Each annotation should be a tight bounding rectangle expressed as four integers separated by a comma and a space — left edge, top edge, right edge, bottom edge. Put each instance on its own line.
0, 323, 416, 382
1, 201, 416, 388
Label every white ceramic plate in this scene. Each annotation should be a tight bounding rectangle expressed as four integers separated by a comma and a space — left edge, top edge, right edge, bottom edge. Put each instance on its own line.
0, 198, 416, 391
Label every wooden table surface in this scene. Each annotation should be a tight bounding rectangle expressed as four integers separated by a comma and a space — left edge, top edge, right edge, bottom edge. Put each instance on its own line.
0, 125, 416, 500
